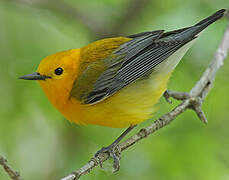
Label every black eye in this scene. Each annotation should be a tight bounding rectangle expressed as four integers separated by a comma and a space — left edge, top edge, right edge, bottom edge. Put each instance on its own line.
54, 67, 63, 75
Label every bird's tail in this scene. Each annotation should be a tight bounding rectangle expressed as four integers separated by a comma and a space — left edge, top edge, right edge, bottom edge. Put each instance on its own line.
193, 9, 226, 34
163, 9, 226, 42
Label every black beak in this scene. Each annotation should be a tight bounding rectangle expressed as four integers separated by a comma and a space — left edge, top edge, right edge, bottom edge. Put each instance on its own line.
19, 72, 51, 80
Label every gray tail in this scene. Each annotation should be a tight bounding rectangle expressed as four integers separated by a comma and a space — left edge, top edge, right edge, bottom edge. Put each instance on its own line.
161, 9, 226, 42
193, 9, 226, 34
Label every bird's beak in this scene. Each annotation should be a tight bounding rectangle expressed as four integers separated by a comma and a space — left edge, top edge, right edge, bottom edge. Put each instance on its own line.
19, 72, 51, 80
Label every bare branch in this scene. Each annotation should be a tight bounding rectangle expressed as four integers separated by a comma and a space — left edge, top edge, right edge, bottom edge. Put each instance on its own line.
0, 156, 22, 180
189, 97, 208, 124
61, 15, 229, 180
163, 90, 190, 103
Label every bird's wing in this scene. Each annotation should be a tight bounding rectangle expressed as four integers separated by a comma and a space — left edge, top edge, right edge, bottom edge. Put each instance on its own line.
81, 29, 195, 104
71, 9, 225, 104
70, 30, 165, 103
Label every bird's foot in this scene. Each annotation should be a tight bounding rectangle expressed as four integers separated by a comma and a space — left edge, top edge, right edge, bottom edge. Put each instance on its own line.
163, 90, 190, 104
94, 144, 121, 172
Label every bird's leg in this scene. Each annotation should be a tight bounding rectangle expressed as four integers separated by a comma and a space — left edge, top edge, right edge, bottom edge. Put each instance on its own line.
94, 125, 136, 172
163, 90, 190, 104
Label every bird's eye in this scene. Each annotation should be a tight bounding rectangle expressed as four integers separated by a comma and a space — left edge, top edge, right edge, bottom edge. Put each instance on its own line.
54, 67, 63, 75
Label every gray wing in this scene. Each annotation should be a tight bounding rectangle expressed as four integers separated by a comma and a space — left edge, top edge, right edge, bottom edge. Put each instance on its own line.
84, 29, 196, 104
85, 9, 225, 104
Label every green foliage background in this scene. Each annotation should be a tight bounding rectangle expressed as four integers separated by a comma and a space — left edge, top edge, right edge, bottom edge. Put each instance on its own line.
0, 0, 229, 179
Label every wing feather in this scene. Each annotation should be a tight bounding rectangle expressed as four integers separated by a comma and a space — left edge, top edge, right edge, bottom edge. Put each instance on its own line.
85, 33, 195, 104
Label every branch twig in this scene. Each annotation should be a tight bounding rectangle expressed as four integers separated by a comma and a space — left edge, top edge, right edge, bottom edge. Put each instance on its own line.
0, 156, 22, 180
61, 15, 229, 180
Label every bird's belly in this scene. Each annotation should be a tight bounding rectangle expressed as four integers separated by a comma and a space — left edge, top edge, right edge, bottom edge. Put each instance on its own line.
64, 72, 171, 128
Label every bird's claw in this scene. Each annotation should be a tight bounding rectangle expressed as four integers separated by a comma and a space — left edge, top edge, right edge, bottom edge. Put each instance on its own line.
94, 144, 121, 172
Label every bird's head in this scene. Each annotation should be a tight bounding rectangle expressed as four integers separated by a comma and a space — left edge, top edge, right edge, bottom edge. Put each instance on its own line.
19, 49, 80, 108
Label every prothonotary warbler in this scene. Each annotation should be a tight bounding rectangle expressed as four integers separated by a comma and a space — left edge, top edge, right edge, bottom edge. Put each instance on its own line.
19, 9, 225, 170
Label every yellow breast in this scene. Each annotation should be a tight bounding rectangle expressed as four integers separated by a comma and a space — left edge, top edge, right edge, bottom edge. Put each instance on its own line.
62, 72, 171, 128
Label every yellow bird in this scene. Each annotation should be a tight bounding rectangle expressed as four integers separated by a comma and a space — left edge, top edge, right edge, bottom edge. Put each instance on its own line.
19, 9, 225, 169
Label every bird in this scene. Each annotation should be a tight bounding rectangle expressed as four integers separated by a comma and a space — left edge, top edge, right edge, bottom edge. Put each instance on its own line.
19, 9, 225, 171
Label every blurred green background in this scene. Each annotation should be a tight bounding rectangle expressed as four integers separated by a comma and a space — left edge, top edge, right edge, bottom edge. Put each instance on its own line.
0, 0, 229, 179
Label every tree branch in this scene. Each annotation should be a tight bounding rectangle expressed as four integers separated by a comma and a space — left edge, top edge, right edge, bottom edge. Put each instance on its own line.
61, 14, 229, 180
0, 155, 22, 180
